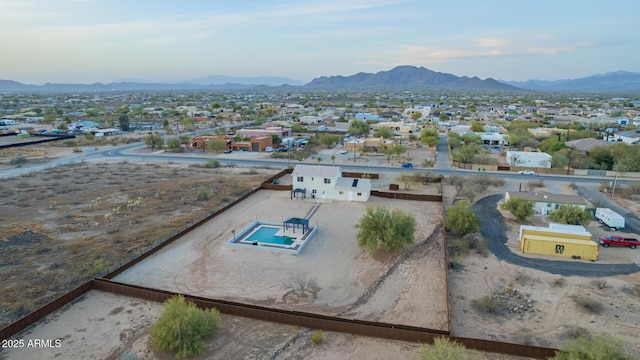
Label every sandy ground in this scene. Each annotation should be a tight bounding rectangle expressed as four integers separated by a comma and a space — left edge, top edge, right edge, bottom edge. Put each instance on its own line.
113, 189, 448, 329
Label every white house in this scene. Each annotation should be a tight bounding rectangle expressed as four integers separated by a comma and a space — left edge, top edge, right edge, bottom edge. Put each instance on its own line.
505, 191, 588, 216
292, 165, 371, 202
506, 151, 552, 168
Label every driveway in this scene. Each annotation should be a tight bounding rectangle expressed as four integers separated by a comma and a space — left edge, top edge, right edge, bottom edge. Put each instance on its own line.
577, 185, 640, 234
472, 194, 640, 277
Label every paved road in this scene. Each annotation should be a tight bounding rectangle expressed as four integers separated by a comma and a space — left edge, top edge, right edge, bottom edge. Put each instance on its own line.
472, 194, 640, 277
435, 135, 450, 169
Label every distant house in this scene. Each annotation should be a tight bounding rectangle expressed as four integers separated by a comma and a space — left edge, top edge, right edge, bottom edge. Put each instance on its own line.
504, 191, 588, 216
292, 165, 371, 202
506, 151, 552, 168
565, 138, 611, 152
615, 130, 640, 145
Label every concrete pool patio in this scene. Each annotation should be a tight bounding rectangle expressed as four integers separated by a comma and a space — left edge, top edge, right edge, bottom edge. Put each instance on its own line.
113, 188, 448, 329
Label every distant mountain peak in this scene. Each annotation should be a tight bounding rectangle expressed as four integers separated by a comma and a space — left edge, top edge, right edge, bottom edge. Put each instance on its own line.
305, 65, 517, 91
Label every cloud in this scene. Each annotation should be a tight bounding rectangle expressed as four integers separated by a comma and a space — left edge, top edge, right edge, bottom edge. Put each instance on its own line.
389, 38, 593, 66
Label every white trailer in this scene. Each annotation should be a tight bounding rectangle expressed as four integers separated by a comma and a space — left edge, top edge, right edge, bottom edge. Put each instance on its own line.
595, 208, 625, 230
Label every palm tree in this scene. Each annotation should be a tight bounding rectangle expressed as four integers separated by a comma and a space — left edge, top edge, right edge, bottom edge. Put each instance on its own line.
330, 155, 336, 166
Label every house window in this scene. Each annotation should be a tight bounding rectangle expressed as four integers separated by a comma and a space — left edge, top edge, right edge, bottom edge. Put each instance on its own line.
312, 189, 317, 194
357, 192, 362, 196
339, 191, 344, 195
297, 176, 303, 182
555, 204, 560, 209
324, 178, 331, 184
547, 203, 552, 207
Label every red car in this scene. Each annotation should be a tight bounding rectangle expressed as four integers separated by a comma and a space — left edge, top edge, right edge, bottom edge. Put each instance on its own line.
599, 235, 639, 249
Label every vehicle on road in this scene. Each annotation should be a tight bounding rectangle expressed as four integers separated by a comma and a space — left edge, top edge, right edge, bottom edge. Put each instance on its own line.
340, 149, 348, 154
401, 163, 414, 168
223, 149, 233, 154
595, 208, 625, 230
599, 235, 639, 249
518, 170, 536, 175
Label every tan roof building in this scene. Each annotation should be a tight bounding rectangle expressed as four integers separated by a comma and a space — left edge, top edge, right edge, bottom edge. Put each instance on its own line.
505, 191, 588, 216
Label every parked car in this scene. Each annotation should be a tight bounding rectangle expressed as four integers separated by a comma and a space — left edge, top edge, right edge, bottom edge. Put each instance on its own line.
340, 149, 348, 154
223, 149, 233, 154
599, 235, 639, 249
265, 146, 274, 152
518, 170, 536, 175
401, 163, 414, 168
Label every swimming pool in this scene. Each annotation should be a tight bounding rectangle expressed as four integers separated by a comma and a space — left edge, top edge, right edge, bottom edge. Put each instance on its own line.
228, 220, 317, 255
246, 226, 294, 246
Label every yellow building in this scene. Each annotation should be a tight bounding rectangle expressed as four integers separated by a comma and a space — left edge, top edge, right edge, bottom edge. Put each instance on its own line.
518, 223, 598, 261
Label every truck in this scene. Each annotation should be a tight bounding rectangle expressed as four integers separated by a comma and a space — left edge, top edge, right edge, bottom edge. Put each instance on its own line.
598, 235, 639, 249
595, 208, 625, 230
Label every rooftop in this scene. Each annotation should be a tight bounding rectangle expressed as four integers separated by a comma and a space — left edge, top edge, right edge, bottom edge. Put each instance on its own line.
506, 191, 587, 205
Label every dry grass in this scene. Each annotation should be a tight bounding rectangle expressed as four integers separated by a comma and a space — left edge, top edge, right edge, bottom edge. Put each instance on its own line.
0, 161, 277, 327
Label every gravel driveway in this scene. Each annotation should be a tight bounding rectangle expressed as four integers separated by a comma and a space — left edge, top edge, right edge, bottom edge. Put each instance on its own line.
472, 194, 640, 277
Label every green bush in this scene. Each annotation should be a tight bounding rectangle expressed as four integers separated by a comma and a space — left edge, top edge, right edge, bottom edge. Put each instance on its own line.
550, 335, 631, 360
202, 159, 220, 168
416, 337, 483, 359
573, 295, 604, 314
445, 200, 479, 236
196, 188, 211, 201
310, 330, 323, 345
151, 295, 220, 358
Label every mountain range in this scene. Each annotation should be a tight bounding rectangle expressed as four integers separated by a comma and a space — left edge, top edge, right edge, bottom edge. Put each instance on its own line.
1, 66, 639, 92
499, 71, 640, 92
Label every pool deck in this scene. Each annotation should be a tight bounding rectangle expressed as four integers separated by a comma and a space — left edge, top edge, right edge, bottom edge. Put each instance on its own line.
228, 220, 317, 255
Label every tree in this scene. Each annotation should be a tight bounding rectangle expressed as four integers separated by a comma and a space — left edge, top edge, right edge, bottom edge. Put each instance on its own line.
118, 114, 130, 131
373, 126, 393, 139
290, 122, 306, 133
167, 138, 183, 152
416, 337, 483, 360
356, 207, 416, 254
445, 200, 479, 236
399, 174, 418, 190
330, 154, 336, 165
348, 119, 369, 136
470, 121, 485, 132
151, 295, 220, 359
207, 139, 227, 153
319, 133, 340, 148
144, 134, 164, 150
548, 204, 592, 225
420, 129, 440, 147
549, 335, 631, 360
502, 198, 535, 222
270, 133, 281, 145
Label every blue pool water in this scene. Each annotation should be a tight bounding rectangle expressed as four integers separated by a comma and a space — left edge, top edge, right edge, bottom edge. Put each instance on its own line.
246, 226, 294, 246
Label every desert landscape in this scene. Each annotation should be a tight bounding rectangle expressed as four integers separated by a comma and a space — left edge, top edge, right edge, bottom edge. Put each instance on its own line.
2, 142, 640, 360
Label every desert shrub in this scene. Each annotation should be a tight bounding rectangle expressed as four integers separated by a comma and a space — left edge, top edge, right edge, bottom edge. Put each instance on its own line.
416, 337, 483, 360
471, 295, 505, 315
551, 278, 566, 287
151, 295, 220, 358
573, 295, 604, 314
84, 133, 95, 140
196, 188, 211, 201
550, 335, 631, 360
561, 326, 591, 340
86, 258, 111, 276
502, 198, 535, 222
310, 330, 324, 345
445, 200, 479, 236
463, 233, 489, 256
202, 159, 220, 168
356, 206, 416, 254
590, 278, 608, 289
9, 156, 28, 166
422, 158, 435, 167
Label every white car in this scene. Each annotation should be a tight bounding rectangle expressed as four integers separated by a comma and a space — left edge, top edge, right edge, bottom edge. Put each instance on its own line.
518, 170, 536, 175
340, 149, 348, 154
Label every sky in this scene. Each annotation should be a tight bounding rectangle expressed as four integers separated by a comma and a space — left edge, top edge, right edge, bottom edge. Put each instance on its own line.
1, 0, 638, 84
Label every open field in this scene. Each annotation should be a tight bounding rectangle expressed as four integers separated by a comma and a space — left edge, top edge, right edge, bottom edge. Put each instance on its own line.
0, 160, 278, 328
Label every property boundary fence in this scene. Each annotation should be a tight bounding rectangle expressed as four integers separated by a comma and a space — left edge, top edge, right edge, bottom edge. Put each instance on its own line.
371, 190, 443, 202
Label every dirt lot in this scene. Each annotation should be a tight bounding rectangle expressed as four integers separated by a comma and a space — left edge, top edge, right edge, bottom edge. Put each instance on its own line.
449, 184, 640, 358
0, 160, 278, 328
113, 189, 447, 328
